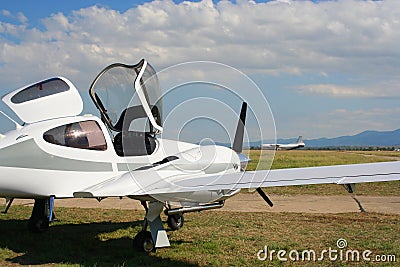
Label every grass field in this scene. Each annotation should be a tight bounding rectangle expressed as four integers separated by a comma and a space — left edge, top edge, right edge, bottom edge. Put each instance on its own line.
0, 207, 398, 266
246, 150, 400, 196
247, 150, 400, 170
0, 150, 399, 266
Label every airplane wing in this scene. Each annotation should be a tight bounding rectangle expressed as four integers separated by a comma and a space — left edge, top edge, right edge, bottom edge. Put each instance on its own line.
74, 161, 400, 198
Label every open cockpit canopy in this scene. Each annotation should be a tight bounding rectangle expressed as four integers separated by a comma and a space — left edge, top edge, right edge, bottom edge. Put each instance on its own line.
89, 59, 163, 135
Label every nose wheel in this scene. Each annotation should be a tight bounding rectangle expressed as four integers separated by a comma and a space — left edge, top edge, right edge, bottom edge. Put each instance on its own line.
132, 230, 155, 253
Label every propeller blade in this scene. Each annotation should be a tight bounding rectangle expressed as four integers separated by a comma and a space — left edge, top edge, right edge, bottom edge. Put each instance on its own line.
256, 187, 274, 207
232, 102, 247, 153
1, 198, 14, 214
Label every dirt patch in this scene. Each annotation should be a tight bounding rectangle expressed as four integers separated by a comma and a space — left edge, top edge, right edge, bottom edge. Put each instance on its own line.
221, 193, 400, 214
4, 194, 399, 214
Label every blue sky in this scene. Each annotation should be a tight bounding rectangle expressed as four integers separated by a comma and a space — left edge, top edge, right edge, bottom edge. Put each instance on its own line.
1, 0, 400, 143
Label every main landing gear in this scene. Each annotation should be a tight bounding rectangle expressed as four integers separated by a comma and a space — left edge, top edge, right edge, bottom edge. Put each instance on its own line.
165, 203, 184, 231
28, 197, 55, 233
167, 213, 184, 231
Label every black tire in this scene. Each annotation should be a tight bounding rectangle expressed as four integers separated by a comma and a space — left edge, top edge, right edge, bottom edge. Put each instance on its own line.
167, 214, 184, 231
133, 231, 155, 253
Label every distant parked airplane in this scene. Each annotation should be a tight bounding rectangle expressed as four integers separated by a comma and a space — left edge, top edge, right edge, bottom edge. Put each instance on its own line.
262, 136, 305, 150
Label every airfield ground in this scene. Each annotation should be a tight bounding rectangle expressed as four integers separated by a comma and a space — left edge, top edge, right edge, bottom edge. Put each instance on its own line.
0, 150, 399, 266
7, 193, 400, 215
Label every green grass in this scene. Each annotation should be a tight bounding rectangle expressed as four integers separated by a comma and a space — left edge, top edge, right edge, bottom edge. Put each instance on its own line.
245, 150, 400, 196
0, 206, 399, 266
246, 150, 399, 170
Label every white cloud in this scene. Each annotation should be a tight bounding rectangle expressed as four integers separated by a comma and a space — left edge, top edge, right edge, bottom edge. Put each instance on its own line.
3, 0, 400, 75
295, 79, 400, 98
324, 107, 400, 134
1, 0, 400, 140
295, 84, 390, 98
1, 10, 12, 18
296, 84, 376, 98
278, 107, 400, 139
16, 12, 28, 24
0, 0, 399, 94
1, 10, 28, 24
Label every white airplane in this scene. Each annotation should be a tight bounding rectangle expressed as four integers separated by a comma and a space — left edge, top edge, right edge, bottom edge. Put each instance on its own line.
0, 59, 399, 253
262, 136, 305, 150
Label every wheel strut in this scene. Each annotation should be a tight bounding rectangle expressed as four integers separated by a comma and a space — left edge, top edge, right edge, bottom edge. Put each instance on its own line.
28, 198, 50, 233
133, 201, 155, 253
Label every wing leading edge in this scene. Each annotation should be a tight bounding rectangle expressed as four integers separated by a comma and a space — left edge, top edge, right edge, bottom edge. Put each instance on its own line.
74, 161, 400, 198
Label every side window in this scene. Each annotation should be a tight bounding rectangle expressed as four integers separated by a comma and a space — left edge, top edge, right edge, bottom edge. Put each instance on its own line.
43, 121, 107, 151
11, 78, 69, 104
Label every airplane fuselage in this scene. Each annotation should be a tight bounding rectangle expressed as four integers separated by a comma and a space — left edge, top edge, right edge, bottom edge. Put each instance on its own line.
0, 115, 241, 203
262, 136, 305, 150
262, 143, 305, 150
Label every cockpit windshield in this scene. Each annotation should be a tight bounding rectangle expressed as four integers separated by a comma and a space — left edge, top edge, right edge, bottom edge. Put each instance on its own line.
89, 59, 163, 134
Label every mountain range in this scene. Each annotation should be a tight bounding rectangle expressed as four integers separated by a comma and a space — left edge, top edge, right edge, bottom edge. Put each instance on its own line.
274, 129, 400, 148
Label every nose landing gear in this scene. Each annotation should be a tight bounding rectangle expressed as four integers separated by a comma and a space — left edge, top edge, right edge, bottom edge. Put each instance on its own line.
132, 201, 170, 253
132, 220, 155, 253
